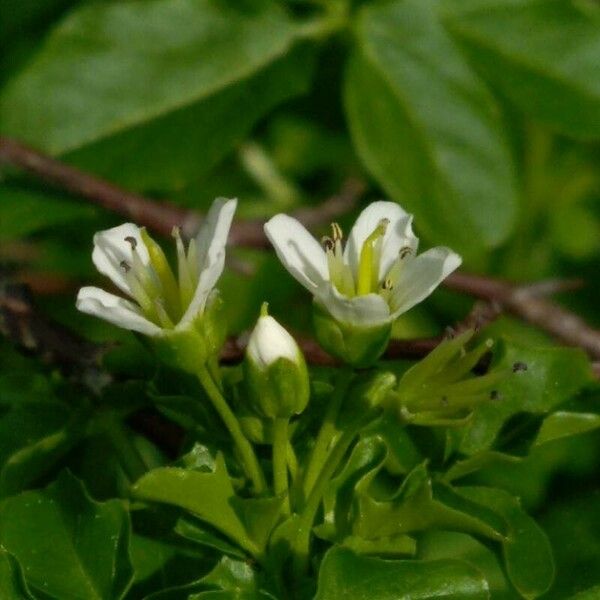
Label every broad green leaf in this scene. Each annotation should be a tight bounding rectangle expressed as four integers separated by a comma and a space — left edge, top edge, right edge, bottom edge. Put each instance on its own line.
341, 534, 417, 557
175, 519, 246, 559
418, 531, 511, 599
0, 402, 86, 498
0, 0, 312, 191
0, 471, 134, 600
441, 0, 600, 139
534, 411, 600, 447
458, 341, 593, 455
354, 462, 507, 542
230, 496, 285, 555
569, 586, 600, 600
314, 547, 489, 599
0, 549, 34, 600
443, 450, 521, 483
459, 486, 554, 598
0, 185, 98, 241
345, 0, 517, 256
132, 454, 258, 557
541, 492, 600, 598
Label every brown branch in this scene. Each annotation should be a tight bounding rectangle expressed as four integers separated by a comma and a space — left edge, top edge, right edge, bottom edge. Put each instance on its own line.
0, 136, 360, 243
444, 272, 600, 360
2, 135, 599, 361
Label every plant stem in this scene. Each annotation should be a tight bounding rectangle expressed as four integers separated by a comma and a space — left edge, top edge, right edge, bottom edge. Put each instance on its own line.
292, 428, 357, 579
273, 418, 290, 515
287, 440, 299, 483
303, 371, 352, 498
196, 365, 266, 494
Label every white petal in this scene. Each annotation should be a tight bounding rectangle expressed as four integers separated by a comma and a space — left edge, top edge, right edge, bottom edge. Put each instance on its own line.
344, 201, 416, 280
76, 286, 161, 336
247, 315, 299, 368
179, 198, 237, 325
389, 247, 462, 318
316, 283, 391, 327
379, 214, 419, 280
264, 214, 328, 292
92, 223, 149, 295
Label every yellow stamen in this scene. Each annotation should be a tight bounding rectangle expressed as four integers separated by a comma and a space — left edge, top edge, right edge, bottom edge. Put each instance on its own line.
357, 220, 388, 295
141, 228, 180, 319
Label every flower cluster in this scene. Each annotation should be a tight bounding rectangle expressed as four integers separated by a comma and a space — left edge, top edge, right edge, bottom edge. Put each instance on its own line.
77, 198, 462, 390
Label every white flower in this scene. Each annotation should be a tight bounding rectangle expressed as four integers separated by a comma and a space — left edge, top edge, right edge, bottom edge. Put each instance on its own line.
247, 304, 302, 369
76, 198, 237, 336
264, 201, 461, 327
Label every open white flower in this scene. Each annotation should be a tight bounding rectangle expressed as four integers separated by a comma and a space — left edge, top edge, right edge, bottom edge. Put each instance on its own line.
264, 201, 461, 327
76, 198, 237, 336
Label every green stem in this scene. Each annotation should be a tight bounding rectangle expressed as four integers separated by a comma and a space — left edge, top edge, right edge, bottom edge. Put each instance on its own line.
292, 428, 357, 579
287, 440, 299, 483
273, 418, 290, 515
196, 365, 266, 494
104, 416, 147, 483
303, 371, 352, 498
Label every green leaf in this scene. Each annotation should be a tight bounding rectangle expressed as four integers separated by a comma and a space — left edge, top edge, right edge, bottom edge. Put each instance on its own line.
175, 519, 246, 559
0, 549, 34, 600
0, 185, 98, 241
457, 341, 593, 455
441, 0, 600, 139
534, 411, 600, 447
0, 401, 87, 498
345, 0, 517, 256
353, 462, 508, 542
0, 0, 313, 191
459, 486, 554, 598
569, 586, 600, 600
0, 471, 134, 600
315, 547, 489, 599
132, 454, 259, 558
541, 492, 600, 598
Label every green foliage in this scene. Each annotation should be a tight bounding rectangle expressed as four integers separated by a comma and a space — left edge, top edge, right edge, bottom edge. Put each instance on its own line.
314, 547, 489, 599
1, 0, 600, 597
345, 0, 517, 255
0, 471, 134, 599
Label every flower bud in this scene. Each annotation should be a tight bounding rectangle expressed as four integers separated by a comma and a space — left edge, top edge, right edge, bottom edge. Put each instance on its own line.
244, 304, 309, 419
312, 303, 392, 368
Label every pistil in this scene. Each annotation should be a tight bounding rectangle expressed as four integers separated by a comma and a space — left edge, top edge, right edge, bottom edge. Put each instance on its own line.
357, 219, 389, 295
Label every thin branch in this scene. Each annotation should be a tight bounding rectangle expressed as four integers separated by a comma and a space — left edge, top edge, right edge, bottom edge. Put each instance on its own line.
0, 136, 360, 243
445, 272, 600, 360
2, 135, 599, 361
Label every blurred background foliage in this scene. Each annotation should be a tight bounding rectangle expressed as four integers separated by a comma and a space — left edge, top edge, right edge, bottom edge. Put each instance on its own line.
1, 0, 600, 597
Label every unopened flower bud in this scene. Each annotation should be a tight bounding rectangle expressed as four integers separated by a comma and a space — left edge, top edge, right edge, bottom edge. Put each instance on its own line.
244, 304, 309, 419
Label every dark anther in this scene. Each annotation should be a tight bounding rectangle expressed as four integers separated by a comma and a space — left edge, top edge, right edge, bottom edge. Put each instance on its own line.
490, 390, 502, 401
322, 236, 335, 252
124, 236, 137, 249
399, 246, 413, 259
512, 361, 528, 373
120, 260, 131, 273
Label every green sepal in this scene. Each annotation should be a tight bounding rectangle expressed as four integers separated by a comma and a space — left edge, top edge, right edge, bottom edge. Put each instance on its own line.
244, 354, 309, 419
152, 293, 227, 373
312, 302, 392, 368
